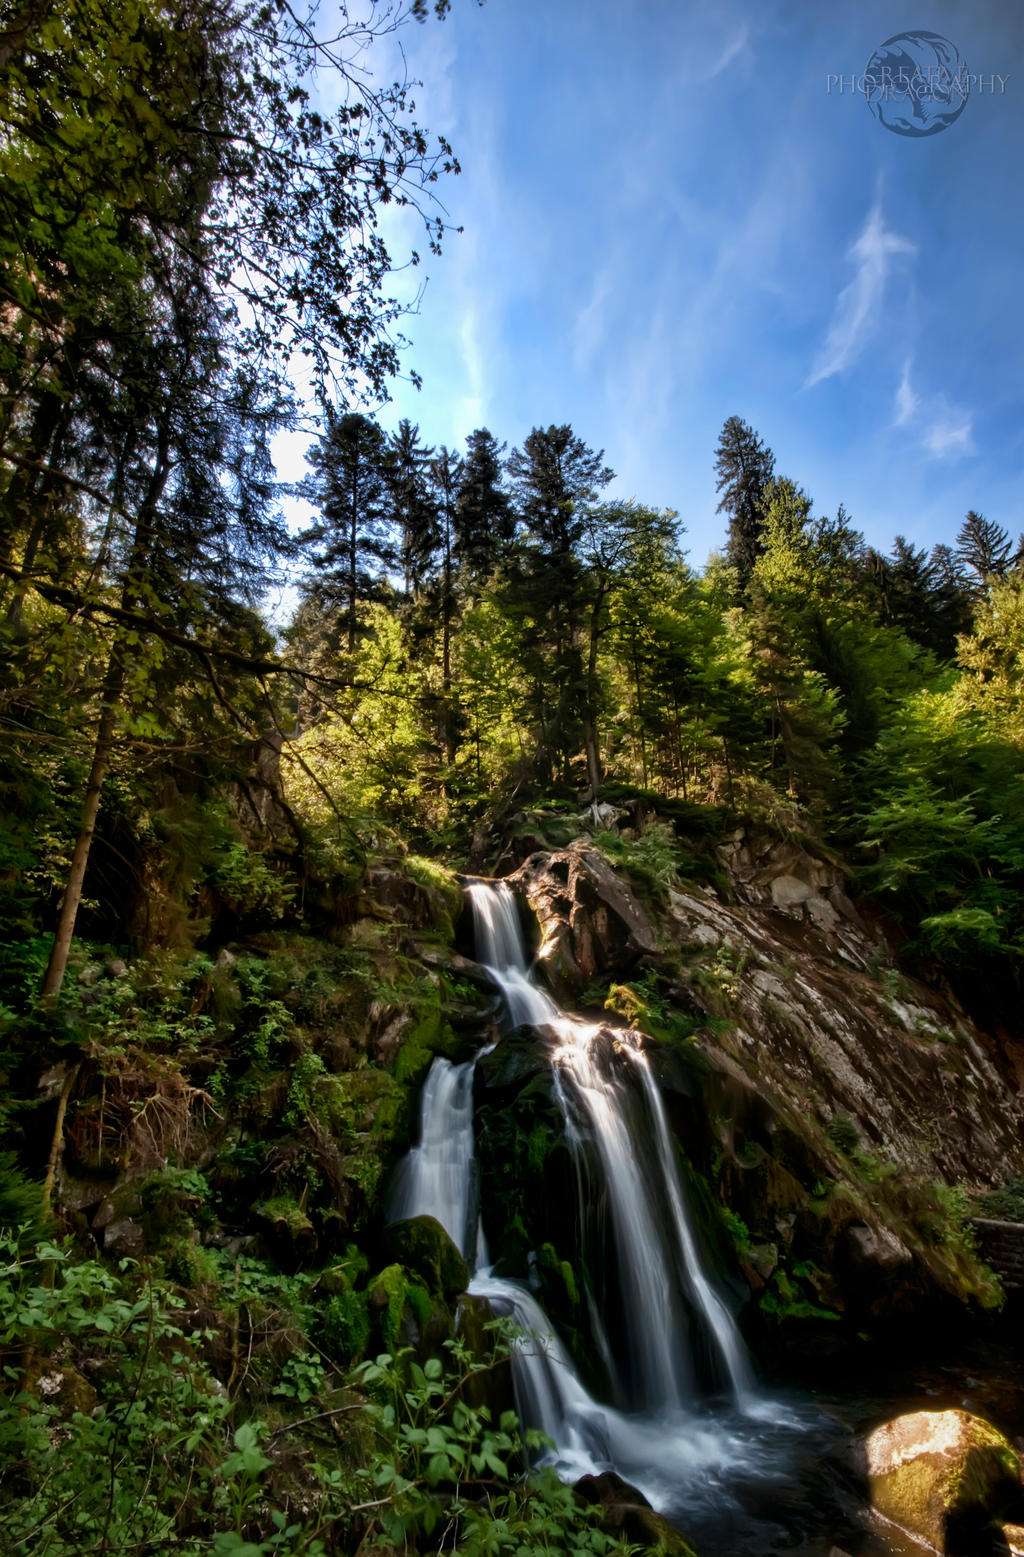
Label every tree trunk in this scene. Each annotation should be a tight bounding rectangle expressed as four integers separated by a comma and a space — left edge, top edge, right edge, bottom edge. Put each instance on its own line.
581, 578, 608, 799
40, 430, 170, 999
40, 660, 124, 998
347, 469, 358, 655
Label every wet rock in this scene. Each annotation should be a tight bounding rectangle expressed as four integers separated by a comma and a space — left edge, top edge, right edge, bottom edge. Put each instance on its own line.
863, 1408, 1021, 1553
26, 1362, 98, 1416
92, 1188, 142, 1230
507, 845, 657, 993
476, 1025, 556, 1091
574, 1471, 698, 1556
1003, 1523, 1024, 1555
103, 1217, 145, 1256
839, 1222, 923, 1320
381, 1215, 470, 1302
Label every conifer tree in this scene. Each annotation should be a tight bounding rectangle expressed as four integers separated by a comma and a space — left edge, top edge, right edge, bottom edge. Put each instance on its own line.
504, 425, 614, 783
455, 428, 514, 586
388, 419, 439, 597
428, 445, 464, 761
714, 416, 776, 588
956, 510, 1012, 590
299, 413, 395, 656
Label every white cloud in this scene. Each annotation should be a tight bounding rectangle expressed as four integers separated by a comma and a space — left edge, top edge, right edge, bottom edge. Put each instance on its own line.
807, 201, 916, 386
893, 359, 918, 426
889, 362, 975, 460
573, 257, 618, 371
700, 24, 750, 82
922, 411, 975, 458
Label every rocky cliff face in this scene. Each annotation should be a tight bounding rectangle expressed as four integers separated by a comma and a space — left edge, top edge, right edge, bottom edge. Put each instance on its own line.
493, 829, 1024, 1347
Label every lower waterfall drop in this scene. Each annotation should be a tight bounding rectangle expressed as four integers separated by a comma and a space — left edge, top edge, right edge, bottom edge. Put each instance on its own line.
392, 878, 802, 1530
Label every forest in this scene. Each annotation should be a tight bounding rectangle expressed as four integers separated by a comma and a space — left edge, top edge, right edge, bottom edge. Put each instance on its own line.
2, 0, 1024, 1554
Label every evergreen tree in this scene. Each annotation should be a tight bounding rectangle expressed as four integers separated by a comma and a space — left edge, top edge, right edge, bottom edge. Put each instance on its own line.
504, 425, 614, 784
714, 415, 776, 588
428, 444, 464, 762
455, 428, 514, 586
299, 413, 395, 657
388, 419, 439, 597
956, 510, 1012, 590
506, 425, 614, 562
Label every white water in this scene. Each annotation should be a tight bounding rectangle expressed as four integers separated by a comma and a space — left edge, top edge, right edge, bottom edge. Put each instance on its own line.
388, 1056, 478, 1257
391, 879, 793, 1518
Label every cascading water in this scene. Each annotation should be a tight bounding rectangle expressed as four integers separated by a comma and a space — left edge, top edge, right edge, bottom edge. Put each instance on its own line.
387, 1057, 478, 1258
391, 879, 805, 1536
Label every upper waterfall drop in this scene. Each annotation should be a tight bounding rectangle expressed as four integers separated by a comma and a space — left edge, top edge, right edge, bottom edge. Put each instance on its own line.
465, 876, 755, 1413
465, 880, 559, 1030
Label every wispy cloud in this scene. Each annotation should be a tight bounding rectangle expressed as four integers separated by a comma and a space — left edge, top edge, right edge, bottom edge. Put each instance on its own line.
573, 257, 618, 371
893, 359, 918, 426
890, 361, 975, 459
807, 201, 916, 386
700, 23, 750, 82
922, 411, 975, 458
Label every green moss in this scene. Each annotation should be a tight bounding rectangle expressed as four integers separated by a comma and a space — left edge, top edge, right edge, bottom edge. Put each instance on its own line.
370, 1262, 408, 1354
759, 1268, 841, 1325
382, 1215, 470, 1300
404, 854, 463, 920
603, 975, 699, 1046
719, 1206, 752, 1257
321, 1289, 370, 1361
825, 1115, 860, 1155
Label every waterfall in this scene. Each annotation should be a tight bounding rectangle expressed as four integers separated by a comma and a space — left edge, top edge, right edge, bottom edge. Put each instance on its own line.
390, 877, 773, 1511
388, 1056, 478, 1258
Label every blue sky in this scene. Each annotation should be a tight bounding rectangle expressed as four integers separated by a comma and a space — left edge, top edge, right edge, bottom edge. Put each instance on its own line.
278, 0, 1024, 569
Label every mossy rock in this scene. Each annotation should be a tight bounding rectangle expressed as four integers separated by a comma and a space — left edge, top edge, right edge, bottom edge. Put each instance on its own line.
575, 1472, 699, 1556
864, 1408, 1022, 1553
255, 1194, 317, 1263
367, 1261, 453, 1357
381, 1214, 470, 1301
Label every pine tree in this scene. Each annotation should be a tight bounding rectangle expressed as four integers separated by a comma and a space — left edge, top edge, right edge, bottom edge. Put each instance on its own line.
299, 413, 395, 657
956, 510, 1012, 590
388, 419, 439, 597
714, 416, 776, 588
506, 425, 614, 562
454, 427, 514, 586
504, 425, 614, 784
428, 444, 464, 762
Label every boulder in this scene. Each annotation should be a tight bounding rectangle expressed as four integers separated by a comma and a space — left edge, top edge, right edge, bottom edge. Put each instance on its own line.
863, 1408, 1021, 1553
255, 1195, 317, 1264
839, 1221, 922, 1320
476, 1025, 557, 1092
574, 1471, 698, 1556
360, 866, 438, 928
380, 1214, 470, 1302
103, 1216, 145, 1257
507, 846, 657, 994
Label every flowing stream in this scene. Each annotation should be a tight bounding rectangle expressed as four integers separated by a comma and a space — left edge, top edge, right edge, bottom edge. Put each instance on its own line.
391, 879, 812, 1540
